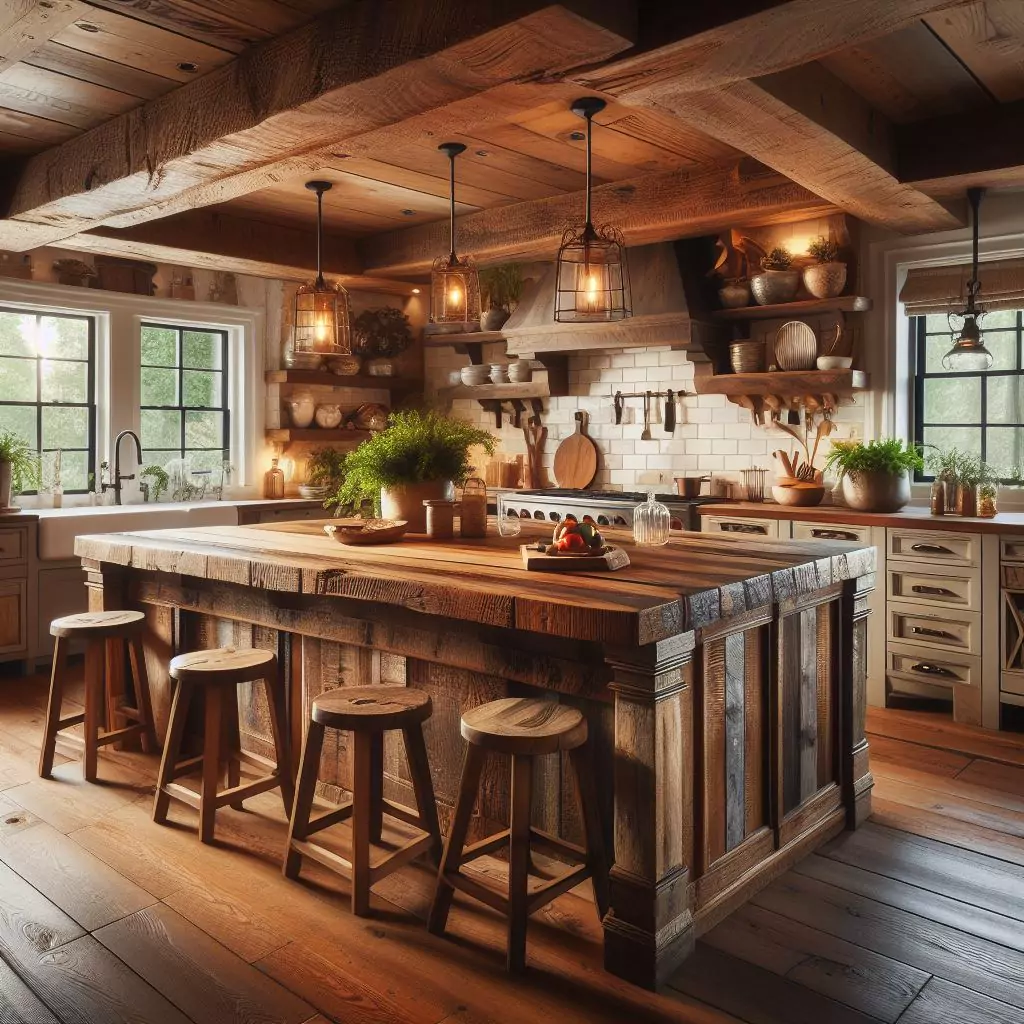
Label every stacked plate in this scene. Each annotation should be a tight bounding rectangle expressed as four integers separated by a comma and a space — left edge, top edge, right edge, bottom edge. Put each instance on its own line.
461, 364, 491, 386
507, 360, 532, 383
489, 363, 510, 384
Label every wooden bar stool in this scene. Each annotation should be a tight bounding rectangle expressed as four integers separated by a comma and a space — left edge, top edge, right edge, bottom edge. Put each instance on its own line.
284, 686, 442, 917
153, 647, 294, 844
428, 697, 610, 973
39, 610, 157, 782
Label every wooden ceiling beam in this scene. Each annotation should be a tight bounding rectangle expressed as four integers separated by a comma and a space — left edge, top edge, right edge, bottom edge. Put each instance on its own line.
0, 1, 635, 251
359, 161, 838, 277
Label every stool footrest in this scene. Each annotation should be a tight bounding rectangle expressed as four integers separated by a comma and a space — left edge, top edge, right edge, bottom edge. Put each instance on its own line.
369, 832, 435, 884
289, 838, 352, 876
56, 713, 86, 730
440, 869, 508, 915
213, 772, 283, 809
381, 798, 425, 831
95, 723, 146, 748
238, 749, 276, 772
305, 800, 354, 836
458, 828, 511, 865
529, 826, 586, 860
526, 864, 590, 915
170, 754, 205, 780
164, 782, 202, 811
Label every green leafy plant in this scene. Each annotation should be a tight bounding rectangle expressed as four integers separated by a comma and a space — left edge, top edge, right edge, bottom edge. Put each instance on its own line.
352, 307, 412, 358
824, 438, 924, 479
0, 429, 41, 493
807, 237, 841, 264
140, 464, 169, 502
760, 247, 793, 272
304, 447, 347, 492
925, 446, 991, 487
479, 264, 523, 311
328, 410, 496, 515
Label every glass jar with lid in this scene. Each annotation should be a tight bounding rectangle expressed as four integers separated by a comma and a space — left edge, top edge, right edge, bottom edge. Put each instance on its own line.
632, 491, 670, 546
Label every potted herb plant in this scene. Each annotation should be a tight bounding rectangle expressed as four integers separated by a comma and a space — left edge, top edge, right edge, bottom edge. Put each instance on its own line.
302, 447, 347, 501
823, 438, 923, 513
352, 307, 412, 376
479, 264, 523, 331
750, 247, 800, 305
141, 464, 169, 502
0, 430, 41, 510
327, 410, 496, 532
803, 237, 847, 299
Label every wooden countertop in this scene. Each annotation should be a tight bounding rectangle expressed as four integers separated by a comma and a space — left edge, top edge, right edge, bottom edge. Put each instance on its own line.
699, 502, 1024, 534
75, 519, 874, 646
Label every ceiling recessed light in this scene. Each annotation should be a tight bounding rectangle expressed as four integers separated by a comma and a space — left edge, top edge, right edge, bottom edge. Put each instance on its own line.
411, 287, 421, 294
569, 131, 586, 142
177, 61, 199, 73
475, 150, 489, 157
401, 209, 416, 216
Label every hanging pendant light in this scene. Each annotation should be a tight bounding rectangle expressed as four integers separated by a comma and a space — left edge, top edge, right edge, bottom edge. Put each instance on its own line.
942, 187, 992, 372
430, 143, 481, 328
554, 97, 631, 323
293, 180, 351, 355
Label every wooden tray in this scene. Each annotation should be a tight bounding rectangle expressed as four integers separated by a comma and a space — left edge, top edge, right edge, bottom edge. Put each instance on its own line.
520, 544, 630, 572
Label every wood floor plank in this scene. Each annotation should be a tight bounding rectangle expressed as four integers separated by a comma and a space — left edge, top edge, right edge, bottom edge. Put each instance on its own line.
957, 759, 1024, 799
866, 708, 1024, 767
13, 933, 193, 1024
794, 854, 1024, 955
701, 902, 927, 1022
868, 734, 972, 778
94, 903, 315, 1024
669, 943, 881, 1024
898, 977, 1023, 1024
0, 957, 59, 1024
753, 868, 1024, 1010
0, 818, 157, 930
820, 821, 1024, 922
0, 727, 70, 790
0, 858, 84, 958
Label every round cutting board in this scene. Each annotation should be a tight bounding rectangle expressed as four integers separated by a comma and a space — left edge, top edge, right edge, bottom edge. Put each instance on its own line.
553, 411, 598, 488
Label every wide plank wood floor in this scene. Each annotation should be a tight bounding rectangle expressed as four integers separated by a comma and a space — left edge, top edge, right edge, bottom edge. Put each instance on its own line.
1, 667, 1023, 1023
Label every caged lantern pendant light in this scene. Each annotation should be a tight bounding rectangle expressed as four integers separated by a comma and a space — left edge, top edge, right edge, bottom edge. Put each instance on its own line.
293, 180, 351, 355
430, 142, 481, 328
554, 96, 631, 323
942, 187, 993, 372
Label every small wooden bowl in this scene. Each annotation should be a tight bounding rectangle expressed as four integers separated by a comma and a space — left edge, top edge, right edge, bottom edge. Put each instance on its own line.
324, 519, 408, 545
772, 484, 825, 507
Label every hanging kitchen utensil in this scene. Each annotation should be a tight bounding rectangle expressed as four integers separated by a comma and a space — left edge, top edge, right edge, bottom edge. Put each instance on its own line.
664, 389, 675, 433
553, 410, 598, 488
614, 391, 624, 424
640, 391, 652, 441
775, 320, 818, 370
522, 416, 546, 489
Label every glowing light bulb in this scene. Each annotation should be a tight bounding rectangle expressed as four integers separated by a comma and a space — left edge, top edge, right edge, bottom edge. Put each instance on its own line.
449, 285, 462, 304
314, 317, 327, 343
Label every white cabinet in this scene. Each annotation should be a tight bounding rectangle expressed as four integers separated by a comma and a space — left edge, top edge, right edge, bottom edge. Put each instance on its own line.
701, 515, 781, 538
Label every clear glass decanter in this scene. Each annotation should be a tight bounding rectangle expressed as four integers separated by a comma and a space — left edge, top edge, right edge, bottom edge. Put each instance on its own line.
633, 490, 670, 546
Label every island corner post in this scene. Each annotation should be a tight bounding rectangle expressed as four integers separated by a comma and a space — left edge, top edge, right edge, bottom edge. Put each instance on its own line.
75, 523, 875, 990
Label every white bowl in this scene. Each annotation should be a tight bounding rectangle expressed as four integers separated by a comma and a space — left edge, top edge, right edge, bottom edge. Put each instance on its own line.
461, 367, 490, 386
816, 355, 853, 371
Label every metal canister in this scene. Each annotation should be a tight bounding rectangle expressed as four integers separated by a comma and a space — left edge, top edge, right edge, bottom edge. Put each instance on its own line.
423, 499, 455, 540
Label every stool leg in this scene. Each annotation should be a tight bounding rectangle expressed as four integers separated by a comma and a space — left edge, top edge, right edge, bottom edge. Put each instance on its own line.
263, 674, 295, 815
154, 679, 194, 824
82, 638, 105, 782
368, 731, 384, 845
284, 720, 325, 880
104, 637, 125, 750
569, 745, 610, 919
351, 730, 376, 916
38, 636, 69, 778
402, 725, 441, 864
428, 743, 485, 936
200, 685, 223, 844
223, 687, 244, 811
507, 753, 533, 973
127, 636, 158, 754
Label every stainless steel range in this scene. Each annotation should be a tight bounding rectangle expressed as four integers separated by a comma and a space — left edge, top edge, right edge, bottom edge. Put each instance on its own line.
497, 488, 733, 532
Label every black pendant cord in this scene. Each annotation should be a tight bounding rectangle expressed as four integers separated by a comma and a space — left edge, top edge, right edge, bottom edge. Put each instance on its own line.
967, 187, 983, 309
315, 188, 324, 288
571, 97, 605, 242
449, 149, 457, 263
584, 109, 593, 231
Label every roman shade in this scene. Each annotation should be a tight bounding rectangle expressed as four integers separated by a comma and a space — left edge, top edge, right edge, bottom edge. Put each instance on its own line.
900, 258, 1024, 314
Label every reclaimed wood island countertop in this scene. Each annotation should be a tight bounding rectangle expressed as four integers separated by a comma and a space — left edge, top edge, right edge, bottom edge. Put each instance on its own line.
76, 520, 876, 991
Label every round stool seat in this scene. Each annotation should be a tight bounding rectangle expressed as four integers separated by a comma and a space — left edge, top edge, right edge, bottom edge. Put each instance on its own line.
461, 697, 586, 755
51, 610, 145, 640
312, 686, 432, 731
169, 647, 276, 686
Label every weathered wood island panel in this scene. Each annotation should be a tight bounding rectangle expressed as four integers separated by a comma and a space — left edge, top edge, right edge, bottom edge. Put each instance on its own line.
76, 521, 875, 990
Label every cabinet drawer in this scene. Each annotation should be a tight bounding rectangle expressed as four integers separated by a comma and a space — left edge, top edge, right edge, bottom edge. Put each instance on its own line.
888, 602, 979, 655
257, 506, 325, 523
1003, 671, 1024, 697
887, 566, 979, 611
887, 642, 978, 692
702, 516, 780, 538
1001, 537, 1024, 563
792, 522, 871, 544
0, 528, 25, 563
0, 578, 27, 654
888, 529, 977, 568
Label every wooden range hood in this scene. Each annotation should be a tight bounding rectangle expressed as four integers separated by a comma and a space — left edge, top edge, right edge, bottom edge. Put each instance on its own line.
502, 243, 720, 360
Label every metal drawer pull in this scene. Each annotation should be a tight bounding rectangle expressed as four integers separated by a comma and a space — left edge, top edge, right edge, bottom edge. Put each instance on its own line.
911, 662, 957, 678
721, 523, 767, 534
911, 584, 957, 597
911, 625, 956, 639
911, 543, 953, 555
812, 529, 858, 540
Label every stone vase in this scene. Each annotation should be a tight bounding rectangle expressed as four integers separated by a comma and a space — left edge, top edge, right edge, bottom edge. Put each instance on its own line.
718, 281, 751, 308
750, 270, 800, 305
841, 469, 911, 513
803, 262, 847, 299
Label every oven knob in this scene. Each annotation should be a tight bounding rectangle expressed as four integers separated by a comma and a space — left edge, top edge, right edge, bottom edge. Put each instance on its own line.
613, 516, 627, 526
550, 512, 560, 521
597, 515, 609, 526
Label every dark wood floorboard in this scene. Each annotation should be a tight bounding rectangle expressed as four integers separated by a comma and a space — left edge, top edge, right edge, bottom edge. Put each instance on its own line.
0, 958, 60, 1024
897, 977, 1024, 1024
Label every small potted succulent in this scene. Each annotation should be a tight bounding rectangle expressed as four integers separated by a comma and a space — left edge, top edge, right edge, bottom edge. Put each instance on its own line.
824, 438, 923, 513
0, 430, 40, 509
479, 264, 523, 331
751, 247, 800, 305
803, 236, 847, 299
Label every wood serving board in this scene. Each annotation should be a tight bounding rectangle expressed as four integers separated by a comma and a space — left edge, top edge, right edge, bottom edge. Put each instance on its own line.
520, 544, 630, 572
553, 411, 597, 488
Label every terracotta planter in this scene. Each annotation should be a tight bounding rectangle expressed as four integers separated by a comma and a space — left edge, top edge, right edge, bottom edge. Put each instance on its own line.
380, 480, 453, 533
802, 262, 847, 299
718, 282, 751, 309
841, 470, 911, 513
481, 306, 510, 332
750, 270, 800, 305
0, 461, 11, 509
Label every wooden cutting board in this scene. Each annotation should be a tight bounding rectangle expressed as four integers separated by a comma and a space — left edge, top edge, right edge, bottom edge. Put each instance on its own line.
520, 544, 630, 571
553, 411, 598, 488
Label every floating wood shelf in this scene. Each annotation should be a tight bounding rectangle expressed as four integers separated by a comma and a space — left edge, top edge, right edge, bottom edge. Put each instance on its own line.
437, 380, 562, 402
266, 428, 371, 445
709, 296, 872, 321
423, 332, 507, 363
265, 370, 422, 392
437, 360, 568, 428
697, 369, 869, 397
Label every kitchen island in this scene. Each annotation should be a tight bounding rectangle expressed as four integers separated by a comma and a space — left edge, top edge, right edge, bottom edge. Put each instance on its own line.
75, 520, 875, 990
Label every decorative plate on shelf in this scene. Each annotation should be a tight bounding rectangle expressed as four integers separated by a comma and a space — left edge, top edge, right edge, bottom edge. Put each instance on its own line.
774, 321, 818, 371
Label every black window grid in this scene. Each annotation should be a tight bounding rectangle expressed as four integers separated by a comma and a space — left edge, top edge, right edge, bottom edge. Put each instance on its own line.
0, 306, 96, 494
912, 311, 1024, 482
139, 322, 230, 464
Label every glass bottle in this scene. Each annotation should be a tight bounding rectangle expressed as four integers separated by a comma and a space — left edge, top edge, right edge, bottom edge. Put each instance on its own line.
633, 491, 671, 546
263, 458, 285, 499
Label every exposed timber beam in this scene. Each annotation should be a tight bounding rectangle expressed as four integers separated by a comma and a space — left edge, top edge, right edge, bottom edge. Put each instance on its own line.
0, 1, 635, 251
0, 1, 88, 74
577, 0, 974, 98
359, 162, 838, 277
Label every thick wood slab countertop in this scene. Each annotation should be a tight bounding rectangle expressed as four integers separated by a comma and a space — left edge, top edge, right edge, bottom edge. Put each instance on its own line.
74, 520, 874, 647
699, 502, 1024, 534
